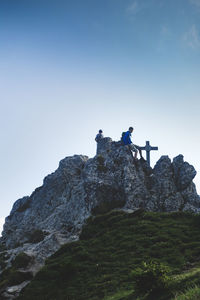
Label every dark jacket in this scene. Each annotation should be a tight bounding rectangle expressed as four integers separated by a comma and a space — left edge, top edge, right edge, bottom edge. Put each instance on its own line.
95, 133, 103, 142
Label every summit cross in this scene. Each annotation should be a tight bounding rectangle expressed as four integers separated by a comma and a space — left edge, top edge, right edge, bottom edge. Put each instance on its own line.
140, 141, 158, 167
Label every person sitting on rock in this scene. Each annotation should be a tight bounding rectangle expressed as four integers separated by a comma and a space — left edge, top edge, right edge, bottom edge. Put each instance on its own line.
122, 127, 142, 159
95, 130, 104, 143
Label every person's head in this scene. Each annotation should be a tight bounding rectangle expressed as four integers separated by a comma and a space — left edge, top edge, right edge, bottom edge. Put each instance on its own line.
129, 127, 134, 133
99, 129, 103, 134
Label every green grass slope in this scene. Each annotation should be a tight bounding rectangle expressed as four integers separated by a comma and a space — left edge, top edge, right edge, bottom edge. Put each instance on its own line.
18, 210, 200, 300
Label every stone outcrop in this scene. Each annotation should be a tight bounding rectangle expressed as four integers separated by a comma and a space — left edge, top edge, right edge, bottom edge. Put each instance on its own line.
0, 138, 199, 299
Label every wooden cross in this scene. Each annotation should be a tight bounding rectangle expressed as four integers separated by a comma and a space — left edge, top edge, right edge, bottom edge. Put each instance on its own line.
140, 141, 158, 167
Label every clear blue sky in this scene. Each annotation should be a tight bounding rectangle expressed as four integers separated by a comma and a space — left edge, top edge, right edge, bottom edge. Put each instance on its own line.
1, 0, 200, 232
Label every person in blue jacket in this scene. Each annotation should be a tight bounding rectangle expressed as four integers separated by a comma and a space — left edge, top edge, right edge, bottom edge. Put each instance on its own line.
122, 127, 142, 159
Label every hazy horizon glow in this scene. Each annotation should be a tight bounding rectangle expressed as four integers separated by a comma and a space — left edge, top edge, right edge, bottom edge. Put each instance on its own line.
1, 0, 200, 234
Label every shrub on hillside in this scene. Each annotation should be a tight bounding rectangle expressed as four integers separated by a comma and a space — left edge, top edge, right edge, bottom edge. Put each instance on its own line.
12, 252, 32, 269
27, 229, 47, 243
0, 267, 33, 289
132, 261, 171, 299
193, 213, 200, 227
96, 155, 108, 172
0, 252, 10, 271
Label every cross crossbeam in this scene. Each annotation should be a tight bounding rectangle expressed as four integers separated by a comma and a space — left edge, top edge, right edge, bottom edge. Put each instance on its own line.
140, 141, 158, 166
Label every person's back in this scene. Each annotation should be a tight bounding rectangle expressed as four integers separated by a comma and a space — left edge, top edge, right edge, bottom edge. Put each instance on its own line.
122, 130, 132, 145
95, 129, 104, 143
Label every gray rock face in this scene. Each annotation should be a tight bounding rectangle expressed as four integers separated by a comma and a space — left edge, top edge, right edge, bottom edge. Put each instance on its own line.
173, 155, 197, 191
1, 140, 200, 249
0, 138, 199, 298
96, 137, 112, 155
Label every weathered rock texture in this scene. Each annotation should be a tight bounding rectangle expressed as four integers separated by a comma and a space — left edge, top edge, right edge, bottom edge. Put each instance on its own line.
0, 138, 199, 298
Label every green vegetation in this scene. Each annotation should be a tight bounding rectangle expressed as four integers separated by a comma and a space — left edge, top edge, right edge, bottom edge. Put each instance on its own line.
0, 263, 33, 290
91, 185, 125, 215
132, 261, 171, 299
27, 229, 47, 243
174, 285, 200, 300
0, 269, 32, 289
97, 155, 105, 165
17, 200, 31, 212
0, 243, 6, 252
0, 252, 9, 270
18, 210, 200, 300
0, 252, 33, 290
103, 289, 134, 300
92, 197, 125, 215
12, 252, 33, 269
97, 155, 108, 172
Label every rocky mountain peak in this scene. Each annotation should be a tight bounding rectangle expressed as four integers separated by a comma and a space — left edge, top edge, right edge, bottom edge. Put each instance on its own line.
0, 137, 199, 298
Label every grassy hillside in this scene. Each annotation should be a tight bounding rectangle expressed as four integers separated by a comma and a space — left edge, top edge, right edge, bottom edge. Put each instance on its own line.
18, 210, 200, 300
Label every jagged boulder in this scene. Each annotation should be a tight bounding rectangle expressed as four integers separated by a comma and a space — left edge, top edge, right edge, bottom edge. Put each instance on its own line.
173, 155, 197, 191
0, 137, 199, 299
